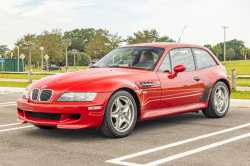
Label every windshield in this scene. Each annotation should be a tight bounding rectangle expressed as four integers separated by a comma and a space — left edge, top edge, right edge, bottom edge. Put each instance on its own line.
92, 47, 165, 70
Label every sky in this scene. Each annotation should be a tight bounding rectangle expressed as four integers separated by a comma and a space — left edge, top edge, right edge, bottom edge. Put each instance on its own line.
1, 0, 250, 50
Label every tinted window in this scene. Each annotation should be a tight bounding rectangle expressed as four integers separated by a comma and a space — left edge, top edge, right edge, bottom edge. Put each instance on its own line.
158, 53, 171, 72
193, 48, 217, 70
169, 48, 195, 72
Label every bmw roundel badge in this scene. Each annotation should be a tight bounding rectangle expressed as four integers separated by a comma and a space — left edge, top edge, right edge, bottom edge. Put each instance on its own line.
41, 85, 47, 89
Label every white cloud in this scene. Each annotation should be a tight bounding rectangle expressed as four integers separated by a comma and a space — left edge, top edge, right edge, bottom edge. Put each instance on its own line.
0, 0, 250, 49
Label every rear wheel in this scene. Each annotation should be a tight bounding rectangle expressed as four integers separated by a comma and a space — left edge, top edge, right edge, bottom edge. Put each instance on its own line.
33, 124, 56, 129
99, 90, 137, 138
202, 81, 230, 118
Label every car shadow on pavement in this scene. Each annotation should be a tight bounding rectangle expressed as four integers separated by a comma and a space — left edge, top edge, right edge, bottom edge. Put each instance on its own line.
21, 112, 211, 141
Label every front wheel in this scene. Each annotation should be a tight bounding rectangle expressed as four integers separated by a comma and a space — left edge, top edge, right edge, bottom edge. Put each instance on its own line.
202, 81, 230, 118
99, 90, 137, 138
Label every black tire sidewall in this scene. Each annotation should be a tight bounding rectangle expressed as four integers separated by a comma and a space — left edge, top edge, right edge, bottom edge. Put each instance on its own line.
209, 82, 230, 117
105, 90, 137, 137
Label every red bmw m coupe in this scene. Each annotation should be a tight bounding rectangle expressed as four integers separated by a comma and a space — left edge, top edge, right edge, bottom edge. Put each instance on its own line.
17, 43, 230, 138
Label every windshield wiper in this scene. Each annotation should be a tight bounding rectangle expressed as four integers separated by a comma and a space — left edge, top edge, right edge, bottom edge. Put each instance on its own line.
90, 66, 99, 68
107, 64, 119, 67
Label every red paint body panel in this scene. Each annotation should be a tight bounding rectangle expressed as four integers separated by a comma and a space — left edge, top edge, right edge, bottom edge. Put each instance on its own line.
157, 71, 203, 108
17, 43, 230, 129
141, 102, 207, 121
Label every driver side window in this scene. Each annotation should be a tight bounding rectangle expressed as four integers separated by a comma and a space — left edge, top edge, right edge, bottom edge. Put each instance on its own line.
169, 48, 195, 72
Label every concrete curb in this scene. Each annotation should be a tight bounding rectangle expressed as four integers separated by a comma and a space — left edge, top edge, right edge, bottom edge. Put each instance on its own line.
0, 87, 249, 107
230, 99, 250, 108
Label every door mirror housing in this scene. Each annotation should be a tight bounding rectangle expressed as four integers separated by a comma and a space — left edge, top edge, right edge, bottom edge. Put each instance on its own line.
173, 65, 186, 77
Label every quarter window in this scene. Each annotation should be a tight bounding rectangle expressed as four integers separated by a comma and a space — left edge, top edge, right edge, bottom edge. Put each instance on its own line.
193, 48, 217, 70
169, 48, 195, 72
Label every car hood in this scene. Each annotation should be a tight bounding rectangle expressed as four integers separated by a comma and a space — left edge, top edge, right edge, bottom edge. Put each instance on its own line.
29, 68, 148, 91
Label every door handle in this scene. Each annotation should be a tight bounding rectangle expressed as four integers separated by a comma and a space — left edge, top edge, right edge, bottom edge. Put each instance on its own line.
194, 76, 201, 80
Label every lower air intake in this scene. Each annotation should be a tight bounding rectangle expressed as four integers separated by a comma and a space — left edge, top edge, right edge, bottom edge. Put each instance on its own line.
29, 112, 61, 121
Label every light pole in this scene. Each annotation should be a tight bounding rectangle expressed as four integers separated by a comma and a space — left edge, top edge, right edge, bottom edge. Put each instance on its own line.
62, 39, 72, 72
26, 44, 32, 83
40, 47, 44, 71
72, 49, 77, 69
16, 46, 19, 72
222, 26, 228, 63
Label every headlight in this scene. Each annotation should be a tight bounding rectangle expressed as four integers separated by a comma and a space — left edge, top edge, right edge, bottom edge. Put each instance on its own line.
57, 92, 97, 102
22, 89, 29, 99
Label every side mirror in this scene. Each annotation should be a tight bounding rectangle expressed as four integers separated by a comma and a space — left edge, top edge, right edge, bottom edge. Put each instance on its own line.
173, 65, 186, 77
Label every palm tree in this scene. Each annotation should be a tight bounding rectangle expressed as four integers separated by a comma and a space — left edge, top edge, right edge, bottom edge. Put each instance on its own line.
240, 47, 248, 60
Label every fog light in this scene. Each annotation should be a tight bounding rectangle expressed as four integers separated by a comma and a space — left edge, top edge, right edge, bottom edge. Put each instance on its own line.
88, 106, 102, 110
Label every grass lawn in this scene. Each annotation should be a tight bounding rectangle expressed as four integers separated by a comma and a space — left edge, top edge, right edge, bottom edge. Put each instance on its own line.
221, 60, 250, 75
0, 74, 49, 80
24, 66, 89, 73
228, 78, 250, 87
0, 66, 89, 80
0, 81, 31, 88
231, 91, 250, 99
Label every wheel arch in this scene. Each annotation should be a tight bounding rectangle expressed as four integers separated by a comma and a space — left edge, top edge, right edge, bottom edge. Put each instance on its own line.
112, 87, 141, 120
216, 78, 231, 95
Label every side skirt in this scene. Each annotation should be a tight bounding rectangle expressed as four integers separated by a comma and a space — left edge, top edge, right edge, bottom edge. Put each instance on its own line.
140, 102, 207, 121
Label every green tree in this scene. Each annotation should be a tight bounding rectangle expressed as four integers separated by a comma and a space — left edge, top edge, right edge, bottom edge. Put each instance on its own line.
0, 45, 9, 56
63, 28, 102, 52
204, 45, 213, 52
126, 29, 174, 44
67, 51, 91, 66
212, 44, 222, 58
226, 47, 235, 61
85, 30, 121, 59
248, 48, 250, 59
15, 34, 39, 66
40, 29, 63, 70
240, 47, 248, 60
108, 32, 123, 49
219, 39, 245, 61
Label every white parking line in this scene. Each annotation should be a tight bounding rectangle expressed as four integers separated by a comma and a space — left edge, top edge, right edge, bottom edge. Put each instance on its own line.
0, 126, 33, 133
0, 102, 17, 107
0, 104, 17, 108
145, 133, 250, 166
0, 102, 16, 105
106, 123, 250, 166
0, 123, 21, 128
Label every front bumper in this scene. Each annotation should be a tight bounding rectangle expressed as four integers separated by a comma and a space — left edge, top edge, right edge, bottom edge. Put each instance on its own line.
17, 92, 111, 129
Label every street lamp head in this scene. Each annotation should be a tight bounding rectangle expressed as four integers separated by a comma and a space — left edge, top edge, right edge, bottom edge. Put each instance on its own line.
68, 40, 72, 46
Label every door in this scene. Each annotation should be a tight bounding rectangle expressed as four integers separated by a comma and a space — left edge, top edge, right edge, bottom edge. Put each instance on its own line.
157, 48, 204, 108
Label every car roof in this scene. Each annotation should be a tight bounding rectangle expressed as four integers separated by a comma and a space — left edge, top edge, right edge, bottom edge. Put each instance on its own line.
122, 42, 202, 48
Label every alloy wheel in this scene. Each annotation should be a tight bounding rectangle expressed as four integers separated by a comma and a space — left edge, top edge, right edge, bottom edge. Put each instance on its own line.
214, 86, 229, 114
110, 96, 135, 133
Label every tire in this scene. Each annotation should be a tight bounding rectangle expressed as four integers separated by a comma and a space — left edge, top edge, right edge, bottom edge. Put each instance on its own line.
34, 124, 56, 129
202, 81, 230, 118
59, 68, 61, 71
99, 90, 137, 138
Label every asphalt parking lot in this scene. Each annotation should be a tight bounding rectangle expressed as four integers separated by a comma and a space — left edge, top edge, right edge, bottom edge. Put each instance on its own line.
0, 92, 249, 166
